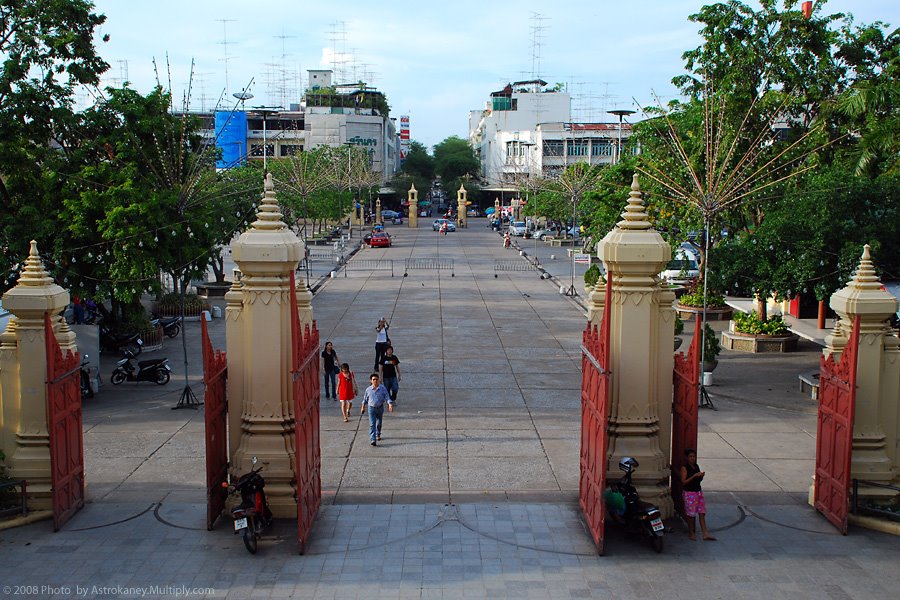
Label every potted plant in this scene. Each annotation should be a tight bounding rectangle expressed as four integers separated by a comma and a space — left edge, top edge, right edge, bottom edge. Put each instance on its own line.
674, 316, 685, 351
701, 323, 721, 373
584, 264, 601, 288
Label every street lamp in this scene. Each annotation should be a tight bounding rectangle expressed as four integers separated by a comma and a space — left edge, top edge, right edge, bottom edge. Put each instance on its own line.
608, 109, 635, 165
252, 105, 282, 173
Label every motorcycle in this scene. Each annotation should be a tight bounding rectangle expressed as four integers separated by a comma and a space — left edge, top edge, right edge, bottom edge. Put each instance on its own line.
80, 354, 94, 399
150, 314, 181, 339
223, 456, 273, 554
604, 456, 665, 553
110, 349, 170, 385
99, 324, 143, 356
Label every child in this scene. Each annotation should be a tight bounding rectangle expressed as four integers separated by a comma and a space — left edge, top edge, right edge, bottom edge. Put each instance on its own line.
680, 448, 716, 541
336, 363, 358, 423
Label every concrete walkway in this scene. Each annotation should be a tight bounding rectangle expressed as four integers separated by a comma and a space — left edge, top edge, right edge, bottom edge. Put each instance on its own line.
1, 218, 898, 599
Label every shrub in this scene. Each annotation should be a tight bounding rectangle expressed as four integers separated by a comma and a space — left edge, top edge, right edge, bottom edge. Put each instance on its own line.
733, 312, 790, 336
156, 292, 209, 315
702, 324, 721, 363
584, 264, 601, 287
0, 449, 13, 508
674, 317, 685, 336
678, 279, 726, 308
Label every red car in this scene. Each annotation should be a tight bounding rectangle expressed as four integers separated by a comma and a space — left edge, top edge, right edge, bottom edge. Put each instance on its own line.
369, 232, 391, 248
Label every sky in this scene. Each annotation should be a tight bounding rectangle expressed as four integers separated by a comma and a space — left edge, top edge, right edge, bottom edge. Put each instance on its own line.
89, 0, 897, 150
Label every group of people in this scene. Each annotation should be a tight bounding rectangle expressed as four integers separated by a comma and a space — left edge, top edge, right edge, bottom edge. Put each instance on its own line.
320, 317, 401, 446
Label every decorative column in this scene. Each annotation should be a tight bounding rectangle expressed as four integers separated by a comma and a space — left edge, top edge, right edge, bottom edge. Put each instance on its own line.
586, 282, 606, 326
457, 184, 468, 228
229, 174, 306, 518
294, 279, 314, 330
597, 175, 674, 518
0, 241, 74, 508
494, 197, 501, 219
375, 198, 382, 224
407, 184, 418, 228
826, 245, 900, 492
224, 277, 245, 459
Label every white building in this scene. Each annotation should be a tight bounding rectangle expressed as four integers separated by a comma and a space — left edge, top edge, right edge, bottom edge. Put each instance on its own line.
469, 80, 632, 195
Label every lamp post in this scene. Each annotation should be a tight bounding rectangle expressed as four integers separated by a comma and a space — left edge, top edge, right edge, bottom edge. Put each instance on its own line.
252, 105, 282, 173
608, 109, 635, 165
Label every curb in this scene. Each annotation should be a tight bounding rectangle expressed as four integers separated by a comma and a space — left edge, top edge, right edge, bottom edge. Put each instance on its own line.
0, 510, 52, 531
849, 513, 900, 536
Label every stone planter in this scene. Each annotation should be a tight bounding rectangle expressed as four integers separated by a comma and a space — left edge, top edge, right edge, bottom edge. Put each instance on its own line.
153, 303, 209, 322
721, 325, 799, 353
196, 281, 232, 298
674, 302, 733, 321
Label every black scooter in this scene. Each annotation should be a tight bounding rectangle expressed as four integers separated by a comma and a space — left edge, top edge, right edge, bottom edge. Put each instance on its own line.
99, 323, 143, 356
110, 349, 170, 385
605, 456, 665, 553
224, 457, 273, 554
150, 314, 181, 339
80, 354, 94, 398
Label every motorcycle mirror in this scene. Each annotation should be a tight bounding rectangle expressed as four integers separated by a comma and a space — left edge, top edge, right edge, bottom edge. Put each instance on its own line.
251, 456, 258, 466
221, 481, 229, 488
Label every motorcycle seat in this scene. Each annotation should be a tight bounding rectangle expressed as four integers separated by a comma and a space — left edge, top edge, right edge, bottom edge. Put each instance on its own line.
138, 359, 165, 369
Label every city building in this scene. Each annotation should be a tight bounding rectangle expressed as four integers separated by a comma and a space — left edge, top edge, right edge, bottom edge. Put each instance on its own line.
204, 69, 399, 182
468, 80, 633, 196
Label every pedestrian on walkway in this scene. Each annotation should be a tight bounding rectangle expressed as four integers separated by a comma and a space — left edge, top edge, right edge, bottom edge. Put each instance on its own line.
321, 341, 339, 400
361, 373, 393, 446
337, 363, 358, 422
379, 345, 401, 402
374, 317, 390, 370
680, 448, 716, 541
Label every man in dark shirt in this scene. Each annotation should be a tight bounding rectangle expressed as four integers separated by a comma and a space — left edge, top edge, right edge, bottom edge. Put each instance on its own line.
379, 345, 401, 403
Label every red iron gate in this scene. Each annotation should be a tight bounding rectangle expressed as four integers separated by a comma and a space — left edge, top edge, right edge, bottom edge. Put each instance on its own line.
44, 314, 84, 531
671, 315, 701, 516
579, 277, 612, 554
291, 272, 321, 554
201, 317, 229, 530
815, 316, 860, 535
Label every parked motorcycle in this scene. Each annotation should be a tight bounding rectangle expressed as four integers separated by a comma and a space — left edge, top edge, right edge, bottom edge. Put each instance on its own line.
80, 354, 94, 399
604, 456, 665, 553
110, 349, 170, 385
223, 456, 273, 554
150, 314, 181, 339
99, 324, 143, 356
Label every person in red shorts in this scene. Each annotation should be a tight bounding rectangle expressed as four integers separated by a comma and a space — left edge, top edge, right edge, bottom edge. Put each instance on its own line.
680, 448, 717, 541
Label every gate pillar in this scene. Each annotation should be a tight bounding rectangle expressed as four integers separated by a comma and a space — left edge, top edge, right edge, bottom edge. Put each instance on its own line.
596, 175, 675, 518
0, 241, 74, 509
228, 174, 306, 518
586, 283, 606, 327
826, 245, 900, 493
407, 184, 418, 228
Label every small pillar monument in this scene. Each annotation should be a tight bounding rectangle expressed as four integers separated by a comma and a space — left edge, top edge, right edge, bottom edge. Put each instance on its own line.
457, 184, 467, 228
826, 245, 900, 493
375, 198, 382, 224
597, 175, 675, 517
227, 174, 307, 518
0, 241, 76, 508
407, 184, 418, 228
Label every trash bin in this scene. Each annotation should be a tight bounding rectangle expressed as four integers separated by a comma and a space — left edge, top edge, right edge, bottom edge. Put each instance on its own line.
212, 306, 222, 319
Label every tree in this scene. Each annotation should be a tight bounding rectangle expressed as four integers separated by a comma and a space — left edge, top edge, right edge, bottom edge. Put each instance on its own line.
433, 136, 479, 193
0, 0, 109, 292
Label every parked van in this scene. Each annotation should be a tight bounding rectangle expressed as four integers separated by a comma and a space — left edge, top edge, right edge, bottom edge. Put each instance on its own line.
660, 247, 700, 284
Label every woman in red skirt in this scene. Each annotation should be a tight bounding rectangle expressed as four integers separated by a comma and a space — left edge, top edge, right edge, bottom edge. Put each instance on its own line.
681, 448, 716, 541
336, 363, 358, 422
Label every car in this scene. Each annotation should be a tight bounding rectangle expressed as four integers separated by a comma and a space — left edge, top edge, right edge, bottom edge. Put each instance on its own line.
659, 248, 699, 283
432, 219, 456, 232
466, 207, 481, 217
508, 221, 527, 236
369, 232, 392, 248
532, 226, 562, 240
382, 209, 401, 219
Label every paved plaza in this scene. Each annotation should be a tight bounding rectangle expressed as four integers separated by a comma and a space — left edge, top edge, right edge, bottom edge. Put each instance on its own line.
1, 219, 898, 599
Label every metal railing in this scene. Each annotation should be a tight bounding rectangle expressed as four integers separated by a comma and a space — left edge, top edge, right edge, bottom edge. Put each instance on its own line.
404, 258, 454, 277
344, 259, 394, 277
494, 259, 538, 272
0, 479, 27, 518
851, 479, 900, 521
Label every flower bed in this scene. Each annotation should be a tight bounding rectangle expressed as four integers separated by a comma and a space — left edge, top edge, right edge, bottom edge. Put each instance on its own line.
721, 313, 798, 353
153, 293, 210, 321
674, 285, 732, 321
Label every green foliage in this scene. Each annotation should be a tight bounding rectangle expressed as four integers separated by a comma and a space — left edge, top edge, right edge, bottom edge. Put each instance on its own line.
157, 292, 209, 314
678, 280, 726, 308
584, 264, 601, 287
433, 136, 479, 191
0, 449, 12, 507
733, 312, 790, 336
674, 317, 685, 337
702, 324, 721, 363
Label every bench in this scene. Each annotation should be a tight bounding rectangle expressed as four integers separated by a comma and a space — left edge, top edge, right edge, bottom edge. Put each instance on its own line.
799, 371, 820, 400
344, 259, 394, 277
546, 237, 578, 247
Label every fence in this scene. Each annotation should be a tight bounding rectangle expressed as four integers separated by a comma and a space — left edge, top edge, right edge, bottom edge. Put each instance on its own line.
404, 258, 454, 277
494, 259, 539, 277
344, 259, 394, 277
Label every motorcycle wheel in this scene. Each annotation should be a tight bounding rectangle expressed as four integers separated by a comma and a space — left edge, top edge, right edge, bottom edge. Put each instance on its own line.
156, 370, 171, 385
123, 343, 142, 357
651, 534, 664, 554
166, 324, 180, 338
242, 520, 258, 554
111, 371, 127, 385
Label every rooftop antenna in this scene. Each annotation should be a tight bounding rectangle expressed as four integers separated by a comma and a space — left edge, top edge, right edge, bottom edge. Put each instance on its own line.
233, 89, 254, 110
328, 21, 348, 83
274, 29, 297, 107
529, 13, 549, 126
216, 19, 237, 93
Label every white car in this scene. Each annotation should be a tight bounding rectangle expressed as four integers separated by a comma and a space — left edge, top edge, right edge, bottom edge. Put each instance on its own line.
432, 219, 456, 232
508, 221, 527, 236
381, 209, 401, 219
660, 248, 700, 283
